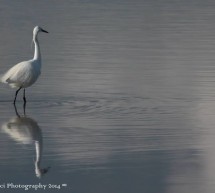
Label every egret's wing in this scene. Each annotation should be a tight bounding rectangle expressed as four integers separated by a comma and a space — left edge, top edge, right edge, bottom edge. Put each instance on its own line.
1, 61, 32, 87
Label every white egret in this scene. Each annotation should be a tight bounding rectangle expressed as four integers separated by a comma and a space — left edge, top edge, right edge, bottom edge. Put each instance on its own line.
1, 26, 48, 104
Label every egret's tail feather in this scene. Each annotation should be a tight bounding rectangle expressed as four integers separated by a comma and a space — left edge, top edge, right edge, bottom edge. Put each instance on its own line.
1, 73, 8, 83
1, 73, 16, 88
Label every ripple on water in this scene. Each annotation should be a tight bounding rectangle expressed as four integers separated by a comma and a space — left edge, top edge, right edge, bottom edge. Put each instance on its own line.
26, 95, 155, 118
0, 94, 192, 121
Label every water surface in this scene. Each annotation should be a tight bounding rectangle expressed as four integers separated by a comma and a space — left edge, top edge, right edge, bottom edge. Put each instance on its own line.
1, 1, 215, 193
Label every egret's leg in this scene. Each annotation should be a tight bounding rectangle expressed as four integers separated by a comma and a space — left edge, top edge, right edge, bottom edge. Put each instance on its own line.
13, 103, 20, 117
23, 89, 26, 103
13, 87, 22, 104
23, 89, 27, 115
23, 102, 26, 115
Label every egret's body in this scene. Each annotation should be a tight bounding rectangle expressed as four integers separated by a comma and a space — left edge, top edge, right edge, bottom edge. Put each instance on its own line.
1, 26, 48, 104
1, 59, 41, 88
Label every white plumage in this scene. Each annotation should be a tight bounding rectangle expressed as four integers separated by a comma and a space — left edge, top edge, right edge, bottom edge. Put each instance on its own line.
1, 60, 41, 88
1, 26, 48, 103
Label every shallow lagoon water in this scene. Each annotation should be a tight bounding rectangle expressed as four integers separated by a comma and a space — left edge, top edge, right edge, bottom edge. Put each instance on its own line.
1, 1, 215, 193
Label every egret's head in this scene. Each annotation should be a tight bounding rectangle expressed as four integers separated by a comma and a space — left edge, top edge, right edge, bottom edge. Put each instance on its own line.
33, 26, 48, 36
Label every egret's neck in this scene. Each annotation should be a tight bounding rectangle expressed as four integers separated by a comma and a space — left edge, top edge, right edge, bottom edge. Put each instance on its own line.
33, 35, 41, 61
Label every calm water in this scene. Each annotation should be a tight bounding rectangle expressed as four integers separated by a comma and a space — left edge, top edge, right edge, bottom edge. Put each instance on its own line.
1, 1, 215, 192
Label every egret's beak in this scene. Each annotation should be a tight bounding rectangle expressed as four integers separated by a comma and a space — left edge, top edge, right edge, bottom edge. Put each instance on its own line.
41, 29, 48, 33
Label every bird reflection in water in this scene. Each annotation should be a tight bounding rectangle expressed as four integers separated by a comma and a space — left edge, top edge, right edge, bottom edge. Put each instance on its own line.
1, 104, 50, 178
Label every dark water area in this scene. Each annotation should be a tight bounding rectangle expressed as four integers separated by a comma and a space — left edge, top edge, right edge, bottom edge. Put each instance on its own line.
1, 1, 215, 192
